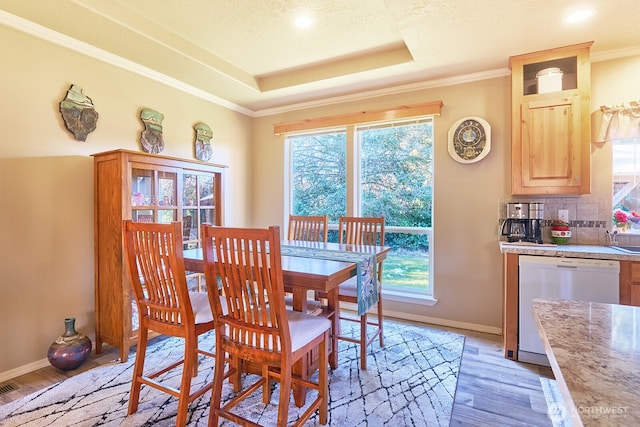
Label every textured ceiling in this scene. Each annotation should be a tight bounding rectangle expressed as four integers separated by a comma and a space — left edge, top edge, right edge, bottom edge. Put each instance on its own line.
2, 0, 639, 114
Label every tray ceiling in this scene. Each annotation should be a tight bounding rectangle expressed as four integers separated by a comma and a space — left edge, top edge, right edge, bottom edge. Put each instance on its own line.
1, 0, 639, 114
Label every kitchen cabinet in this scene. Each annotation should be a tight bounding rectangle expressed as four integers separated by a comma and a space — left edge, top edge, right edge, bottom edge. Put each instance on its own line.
509, 42, 593, 195
502, 247, 640, 361
620, 261, 640, 306
502, 253, 519, 360
92, 149, 226, 362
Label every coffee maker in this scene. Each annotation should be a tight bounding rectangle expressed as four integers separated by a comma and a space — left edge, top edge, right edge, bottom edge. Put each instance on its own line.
501, 202, 544, 243
528, 202, 544, 244
502, 203, 529, 242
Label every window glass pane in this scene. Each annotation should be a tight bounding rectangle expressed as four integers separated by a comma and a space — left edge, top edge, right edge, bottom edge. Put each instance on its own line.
132, 168, 154, 206
198, 175, 214, 206
290, 130, 347, 222
383, 232, 430, 292
158, 172, 176, 206
612, 138, 640, 232
182, 209, 197, 241
132, 209, 154, 223
183, 174, 197, 206
157, 210, 175, 224
359, 122, 432, 227
200, 208, 214, 226
358, 121, 433, 295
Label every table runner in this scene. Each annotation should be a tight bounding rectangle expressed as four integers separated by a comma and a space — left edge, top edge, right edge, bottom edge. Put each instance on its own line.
280, 244, 378, 316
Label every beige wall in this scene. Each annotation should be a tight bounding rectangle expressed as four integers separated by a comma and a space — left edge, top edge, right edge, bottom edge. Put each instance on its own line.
0, 24, 252, 376
252, 76, 511, 332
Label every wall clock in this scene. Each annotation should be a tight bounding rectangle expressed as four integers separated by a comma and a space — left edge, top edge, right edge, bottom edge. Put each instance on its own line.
447, 116, 491, 163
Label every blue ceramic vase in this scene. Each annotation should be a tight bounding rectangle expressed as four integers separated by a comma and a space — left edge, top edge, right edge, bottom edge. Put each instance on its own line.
47, 317, 92, 371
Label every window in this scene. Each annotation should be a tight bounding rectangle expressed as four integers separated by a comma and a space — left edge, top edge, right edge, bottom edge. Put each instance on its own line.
612, 138, 640, 232
287, 118, 434, 298
290, 129, 347, 222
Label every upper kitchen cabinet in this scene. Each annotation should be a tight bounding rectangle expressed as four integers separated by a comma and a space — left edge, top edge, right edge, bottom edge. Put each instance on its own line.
509, 42, 593, 195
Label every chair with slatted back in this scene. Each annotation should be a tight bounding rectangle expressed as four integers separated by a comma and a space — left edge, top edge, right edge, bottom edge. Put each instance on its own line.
201, 224, 331, 427
336, 216, 385, 370
288, 214, 328, 242
123, 220, 216, 427
286, 214, 328, 314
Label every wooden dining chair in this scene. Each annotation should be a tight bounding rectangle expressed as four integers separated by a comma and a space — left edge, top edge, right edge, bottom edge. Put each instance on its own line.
201, 224, 331, 427
286, 214, 328, 313
336, 216, 385, 370
122, 220, 216, 427
288, 214, 328, 242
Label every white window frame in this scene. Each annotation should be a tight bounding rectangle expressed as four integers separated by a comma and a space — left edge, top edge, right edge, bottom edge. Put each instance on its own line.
284, 119, 436, 303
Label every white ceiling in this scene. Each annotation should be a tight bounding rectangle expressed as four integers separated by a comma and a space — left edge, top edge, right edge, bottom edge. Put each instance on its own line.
2, 0, 640, 114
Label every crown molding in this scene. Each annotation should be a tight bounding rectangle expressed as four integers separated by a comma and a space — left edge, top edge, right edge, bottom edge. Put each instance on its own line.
0, 10, 254, 116
591, 45, 640, 63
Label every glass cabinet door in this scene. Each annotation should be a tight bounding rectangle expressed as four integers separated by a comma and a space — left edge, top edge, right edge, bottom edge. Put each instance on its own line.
132, 168, 154, 206
131, 168, 154, 222
157, 171, 177, 223
182, 208, 198, 242
131, 167, 178, 223
182, 172, 217, 249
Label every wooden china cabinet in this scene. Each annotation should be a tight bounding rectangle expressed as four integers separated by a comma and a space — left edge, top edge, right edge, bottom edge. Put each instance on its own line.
509, 42, 593, 195
92, 149, 226, 362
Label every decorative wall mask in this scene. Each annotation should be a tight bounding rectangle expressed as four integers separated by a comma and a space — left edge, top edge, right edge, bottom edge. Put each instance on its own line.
139, 108, 165, 154
194, 122, 213, 161
59, 84, 99, 141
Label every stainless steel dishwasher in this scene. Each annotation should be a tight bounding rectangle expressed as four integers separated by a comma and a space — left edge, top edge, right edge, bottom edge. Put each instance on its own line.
518, 255, 620, 365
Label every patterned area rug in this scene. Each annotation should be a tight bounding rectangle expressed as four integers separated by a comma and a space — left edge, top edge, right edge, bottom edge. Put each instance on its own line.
0, 319, 465, 426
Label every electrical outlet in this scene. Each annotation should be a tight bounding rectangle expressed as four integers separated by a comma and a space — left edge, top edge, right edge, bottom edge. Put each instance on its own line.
558, 209, 569, 223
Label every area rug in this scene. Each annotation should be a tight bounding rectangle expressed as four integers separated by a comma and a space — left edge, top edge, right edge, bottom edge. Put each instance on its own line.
0, 319, 465, 426
540, 377, 572, 427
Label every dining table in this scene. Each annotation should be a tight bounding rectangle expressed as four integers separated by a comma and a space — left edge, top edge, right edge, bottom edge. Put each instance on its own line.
183, 239, 391, 406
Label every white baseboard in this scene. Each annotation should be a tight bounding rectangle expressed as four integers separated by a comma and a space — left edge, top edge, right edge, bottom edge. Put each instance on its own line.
0, 358, 51, 384
340, 301, 502, 335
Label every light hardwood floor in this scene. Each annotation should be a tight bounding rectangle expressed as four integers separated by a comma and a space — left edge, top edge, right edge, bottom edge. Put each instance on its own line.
450, 329, 554, 426
0, 323, 555, 425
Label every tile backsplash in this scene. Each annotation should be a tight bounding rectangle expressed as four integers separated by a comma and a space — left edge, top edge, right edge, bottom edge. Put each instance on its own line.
499, 196, 640, 246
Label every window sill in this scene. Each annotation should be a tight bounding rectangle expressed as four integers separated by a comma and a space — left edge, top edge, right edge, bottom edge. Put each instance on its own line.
338, 290, 438, 313
382, 289, 438, 306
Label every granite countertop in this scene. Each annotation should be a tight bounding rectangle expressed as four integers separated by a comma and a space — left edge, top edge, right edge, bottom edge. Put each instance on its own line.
532, 298, 640, 426
499, 242, 640, 261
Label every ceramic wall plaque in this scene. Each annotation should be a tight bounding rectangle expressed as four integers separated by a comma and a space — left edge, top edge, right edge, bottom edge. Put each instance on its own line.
59, 84, 99, 141
194, 122, 213, 161
139, 108, 165, 154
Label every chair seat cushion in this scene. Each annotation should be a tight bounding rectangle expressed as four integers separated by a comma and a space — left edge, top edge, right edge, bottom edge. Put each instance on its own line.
286, 311, 331, 353
190, 292, 227, 324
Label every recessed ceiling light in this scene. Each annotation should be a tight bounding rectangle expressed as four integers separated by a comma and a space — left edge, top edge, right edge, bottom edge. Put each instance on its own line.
565, 10, 594, 23
294, 15, 313, 29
